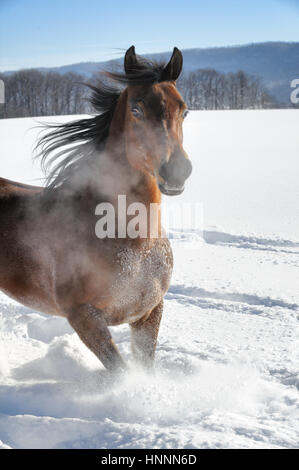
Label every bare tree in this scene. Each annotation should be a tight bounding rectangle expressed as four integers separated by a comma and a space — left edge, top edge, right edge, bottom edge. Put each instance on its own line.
178, 68, 277, 110
2, 70, 89, 118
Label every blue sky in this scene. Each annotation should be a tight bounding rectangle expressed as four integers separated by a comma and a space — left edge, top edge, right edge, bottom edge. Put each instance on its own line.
1, 0, 299, 71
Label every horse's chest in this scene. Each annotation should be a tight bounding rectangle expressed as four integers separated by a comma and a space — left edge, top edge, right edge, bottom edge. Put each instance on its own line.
108, 240, 173, 323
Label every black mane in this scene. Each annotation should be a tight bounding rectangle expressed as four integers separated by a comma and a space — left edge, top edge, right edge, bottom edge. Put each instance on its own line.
36, 55, 168, 189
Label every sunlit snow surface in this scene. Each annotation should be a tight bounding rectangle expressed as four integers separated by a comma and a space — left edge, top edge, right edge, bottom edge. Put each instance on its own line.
0, 111, 298, 448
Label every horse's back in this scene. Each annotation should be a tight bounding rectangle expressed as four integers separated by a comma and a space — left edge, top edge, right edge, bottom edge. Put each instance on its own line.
0, 176, 44, 225
0, 177, 44, 197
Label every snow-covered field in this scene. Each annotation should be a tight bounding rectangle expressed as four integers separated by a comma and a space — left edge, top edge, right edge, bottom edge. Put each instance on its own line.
0, 111, 298, 449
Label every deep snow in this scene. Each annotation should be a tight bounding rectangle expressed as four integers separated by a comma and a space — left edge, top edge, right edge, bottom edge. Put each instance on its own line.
0, 110, 298, 449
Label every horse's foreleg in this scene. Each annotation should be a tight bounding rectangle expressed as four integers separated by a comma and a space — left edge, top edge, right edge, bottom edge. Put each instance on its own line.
130, 300, 163, 369
67, 304, 126, 372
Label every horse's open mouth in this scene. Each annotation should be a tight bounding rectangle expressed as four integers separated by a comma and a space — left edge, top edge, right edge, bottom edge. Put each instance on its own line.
159, 182, 185, 196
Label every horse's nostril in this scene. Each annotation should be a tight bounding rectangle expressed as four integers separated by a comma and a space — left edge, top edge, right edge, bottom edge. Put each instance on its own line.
159, 163, 168, 181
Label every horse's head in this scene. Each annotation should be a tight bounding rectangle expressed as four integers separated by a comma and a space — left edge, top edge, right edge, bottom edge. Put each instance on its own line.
122, 46, 192, 196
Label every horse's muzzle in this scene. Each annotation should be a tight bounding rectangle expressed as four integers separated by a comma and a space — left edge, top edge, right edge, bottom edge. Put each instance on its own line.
158, 152, 192, 196
158, 181, 185, 196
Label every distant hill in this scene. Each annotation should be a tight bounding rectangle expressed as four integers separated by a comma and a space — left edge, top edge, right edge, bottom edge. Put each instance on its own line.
3, 42, 299, 104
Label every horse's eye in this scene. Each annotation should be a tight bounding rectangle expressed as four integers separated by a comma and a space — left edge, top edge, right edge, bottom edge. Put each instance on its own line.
182, 109, 189, 119
131, 106, 143, 118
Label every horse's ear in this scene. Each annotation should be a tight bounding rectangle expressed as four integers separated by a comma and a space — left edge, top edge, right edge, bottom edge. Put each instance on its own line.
124, 45, 139, 74
161, 47, 183, 82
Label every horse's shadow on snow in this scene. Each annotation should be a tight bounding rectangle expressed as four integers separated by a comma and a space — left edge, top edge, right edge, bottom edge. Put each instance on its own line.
166, 284, 298, 313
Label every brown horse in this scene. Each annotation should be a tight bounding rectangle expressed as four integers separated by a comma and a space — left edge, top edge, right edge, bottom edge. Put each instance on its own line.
0, 46, 192, 373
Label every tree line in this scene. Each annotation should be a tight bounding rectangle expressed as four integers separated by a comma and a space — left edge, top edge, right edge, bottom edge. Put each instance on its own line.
178, 69, 278, 110
0, 70, 90, 118
0, 67, 279, 118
